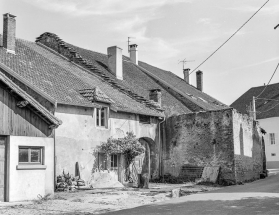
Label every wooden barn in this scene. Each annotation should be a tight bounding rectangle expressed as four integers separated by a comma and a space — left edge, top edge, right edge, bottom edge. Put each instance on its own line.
0, 72, 61, 202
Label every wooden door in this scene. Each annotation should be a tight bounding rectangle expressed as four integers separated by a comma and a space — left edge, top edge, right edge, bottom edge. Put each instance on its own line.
0, 136, 6, 202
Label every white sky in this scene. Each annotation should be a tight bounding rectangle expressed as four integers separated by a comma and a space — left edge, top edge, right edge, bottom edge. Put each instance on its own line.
1, 0, 279, 105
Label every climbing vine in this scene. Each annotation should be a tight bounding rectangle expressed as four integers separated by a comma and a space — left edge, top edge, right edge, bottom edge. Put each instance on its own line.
97, 132, 145, 181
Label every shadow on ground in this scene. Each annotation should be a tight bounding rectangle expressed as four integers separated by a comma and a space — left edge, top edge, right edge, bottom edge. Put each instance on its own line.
101, 196, 279, 215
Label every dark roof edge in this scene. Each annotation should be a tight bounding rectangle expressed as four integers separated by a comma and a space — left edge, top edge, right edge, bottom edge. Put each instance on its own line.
0, 62, 57, 105
0, 72, 62, 127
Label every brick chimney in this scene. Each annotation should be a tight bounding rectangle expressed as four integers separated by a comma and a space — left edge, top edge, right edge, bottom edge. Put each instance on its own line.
107, 46, 123, 80
149, 89, 162, 107
196, 70, 203, 92
129, 44, 138, 65
3, 13, 16, 54
183, 68, 190, 84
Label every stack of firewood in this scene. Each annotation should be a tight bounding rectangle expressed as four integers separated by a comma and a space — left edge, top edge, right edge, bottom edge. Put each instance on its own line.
56, 171, 85, 192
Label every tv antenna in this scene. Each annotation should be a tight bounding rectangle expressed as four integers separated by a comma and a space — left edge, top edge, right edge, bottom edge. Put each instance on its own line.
128, 37, 136, 53
178, 58, 195, 70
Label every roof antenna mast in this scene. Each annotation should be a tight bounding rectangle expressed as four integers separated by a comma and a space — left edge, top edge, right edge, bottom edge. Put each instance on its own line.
178, 58, 195, 70
128, 37, 136, 53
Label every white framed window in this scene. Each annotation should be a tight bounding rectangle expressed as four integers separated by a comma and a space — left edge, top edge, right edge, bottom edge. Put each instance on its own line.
110, 154, 118, 169
18, 147, 43, 164
270, 133, 276, 145
96, 107, 108, 128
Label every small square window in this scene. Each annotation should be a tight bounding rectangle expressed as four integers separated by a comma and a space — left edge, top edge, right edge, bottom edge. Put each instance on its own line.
139, 115, 151, 124
19, 147, 43, 164
272, 153, 276, 156
96, 107, 108, 128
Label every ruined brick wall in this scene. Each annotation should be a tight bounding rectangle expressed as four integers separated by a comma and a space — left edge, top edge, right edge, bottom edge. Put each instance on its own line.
232, 110, 263, 182
163, 108, 235, 183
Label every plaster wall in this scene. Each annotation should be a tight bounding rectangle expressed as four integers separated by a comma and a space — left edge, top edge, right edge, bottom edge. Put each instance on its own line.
163, 109, 235, 182
258, 117, 279, 169
232, 110, 263, 182
9, 136, 54, 202
54, 104, 158, 183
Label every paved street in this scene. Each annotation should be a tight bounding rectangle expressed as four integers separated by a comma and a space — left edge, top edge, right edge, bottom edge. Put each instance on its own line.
105, 173, 279, 215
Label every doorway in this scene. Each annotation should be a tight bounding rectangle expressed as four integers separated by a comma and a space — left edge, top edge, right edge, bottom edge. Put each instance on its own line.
0, 136, 6, 202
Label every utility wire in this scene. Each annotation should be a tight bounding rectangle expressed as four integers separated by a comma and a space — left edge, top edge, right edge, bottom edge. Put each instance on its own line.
257, 102, 279, 113
175, 0, 270, 88
256, 62, 279, 98
256, 97, 279, 102
188, 0, 270, 77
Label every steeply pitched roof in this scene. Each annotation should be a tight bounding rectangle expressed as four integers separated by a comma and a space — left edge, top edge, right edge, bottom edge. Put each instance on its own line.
0, 72, 62, 127
231, 83, 279, 119
34, 33, 227, 117
0, 35, 163, 117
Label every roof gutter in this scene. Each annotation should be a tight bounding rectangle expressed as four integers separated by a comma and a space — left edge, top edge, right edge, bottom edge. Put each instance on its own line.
0, 61, 57, 104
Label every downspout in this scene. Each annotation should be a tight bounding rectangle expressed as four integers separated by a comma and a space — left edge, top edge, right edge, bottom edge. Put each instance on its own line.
158, 116, 166, 177
54, 101, 57, 191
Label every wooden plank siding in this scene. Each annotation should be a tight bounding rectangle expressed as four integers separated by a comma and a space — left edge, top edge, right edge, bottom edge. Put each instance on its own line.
0, 84, 53, 137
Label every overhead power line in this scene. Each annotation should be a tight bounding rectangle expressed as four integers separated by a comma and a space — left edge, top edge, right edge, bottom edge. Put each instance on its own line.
258, 102, 279, 114
256, 62, 279, 98
256, 97, 279, 102
176, 0, 270, 86
188, 0, 270, 76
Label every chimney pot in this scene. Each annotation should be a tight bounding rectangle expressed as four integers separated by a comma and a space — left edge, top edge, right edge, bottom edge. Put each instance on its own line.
129, 44, 138, 65
3, 13, 16, 54
196, 70, 203, 92
107, 46, 123, 80
149, 89, 162, 108
183, 68, 190, 84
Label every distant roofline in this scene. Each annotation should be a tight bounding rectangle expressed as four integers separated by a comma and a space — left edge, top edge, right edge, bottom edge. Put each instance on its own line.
130, 61, 225, 110
250, 82, 279, 90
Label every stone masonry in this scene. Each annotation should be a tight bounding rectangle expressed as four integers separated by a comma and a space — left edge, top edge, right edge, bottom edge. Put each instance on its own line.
163, 108, 263, 184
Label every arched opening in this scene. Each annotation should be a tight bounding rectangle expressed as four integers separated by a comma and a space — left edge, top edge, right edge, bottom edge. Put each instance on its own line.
135, 137, 157, 183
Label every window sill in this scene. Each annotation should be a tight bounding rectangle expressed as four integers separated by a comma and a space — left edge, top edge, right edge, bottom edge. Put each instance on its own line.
16, 165, 47, 170
96, 126, 109, 130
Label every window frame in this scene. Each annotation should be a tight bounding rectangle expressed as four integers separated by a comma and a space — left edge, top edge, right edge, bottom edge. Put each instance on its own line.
96, 107, 108, 128
18, 146, 44, 165
270, 133, 276, 145
110, 154, 118, 169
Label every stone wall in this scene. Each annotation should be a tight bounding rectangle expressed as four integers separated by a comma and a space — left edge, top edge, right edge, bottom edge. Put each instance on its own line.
233, 110, 263, 182
163, 109, 235, 183
163, 108, 263, 184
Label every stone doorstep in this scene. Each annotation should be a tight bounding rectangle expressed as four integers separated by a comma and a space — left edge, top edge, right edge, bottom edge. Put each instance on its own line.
0, 201, 33, 207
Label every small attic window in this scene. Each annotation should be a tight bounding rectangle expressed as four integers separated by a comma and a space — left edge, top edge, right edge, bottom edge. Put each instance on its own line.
139, 115, 150, 124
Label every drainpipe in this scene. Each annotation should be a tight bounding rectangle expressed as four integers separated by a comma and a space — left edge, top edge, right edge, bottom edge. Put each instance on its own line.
158, 116, 165, 177
54, 101, 57, 191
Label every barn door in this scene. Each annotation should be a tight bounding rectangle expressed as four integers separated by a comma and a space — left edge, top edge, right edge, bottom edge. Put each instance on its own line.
0, 136, 6, 202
